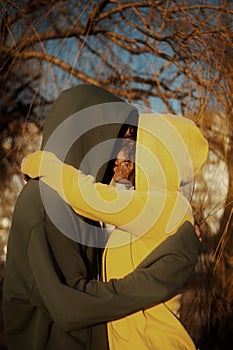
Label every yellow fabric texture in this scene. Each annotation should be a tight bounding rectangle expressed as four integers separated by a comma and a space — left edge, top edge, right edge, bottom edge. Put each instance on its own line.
21, 113, 208, 350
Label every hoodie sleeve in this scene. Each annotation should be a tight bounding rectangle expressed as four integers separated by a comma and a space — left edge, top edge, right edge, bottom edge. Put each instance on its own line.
21, 151, 193, 235
27, 221, 199, 333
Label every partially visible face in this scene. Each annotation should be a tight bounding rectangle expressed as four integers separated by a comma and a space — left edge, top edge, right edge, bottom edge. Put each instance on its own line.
113, 146, 135, 183
112, 125, 136, 184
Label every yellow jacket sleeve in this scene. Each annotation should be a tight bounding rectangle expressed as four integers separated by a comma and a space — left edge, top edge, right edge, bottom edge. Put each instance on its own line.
21, 151, 193, 235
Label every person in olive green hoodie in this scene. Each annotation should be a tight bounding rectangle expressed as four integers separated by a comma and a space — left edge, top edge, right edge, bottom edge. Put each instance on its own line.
4, 84, 201, 350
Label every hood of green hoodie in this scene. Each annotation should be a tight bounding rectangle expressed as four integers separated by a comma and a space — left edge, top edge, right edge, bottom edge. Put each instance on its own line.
41, 84, 138, 184
40, 84, 138, 247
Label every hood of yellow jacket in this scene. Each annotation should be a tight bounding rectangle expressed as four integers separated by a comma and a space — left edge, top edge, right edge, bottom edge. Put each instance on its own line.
135, 113, 208, 195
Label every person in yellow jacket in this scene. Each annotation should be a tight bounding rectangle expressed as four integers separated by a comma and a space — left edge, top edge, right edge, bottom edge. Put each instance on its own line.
22, 110, 208, 349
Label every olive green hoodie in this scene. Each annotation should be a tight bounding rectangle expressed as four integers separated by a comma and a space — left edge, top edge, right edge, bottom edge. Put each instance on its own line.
9, 84, 202, 350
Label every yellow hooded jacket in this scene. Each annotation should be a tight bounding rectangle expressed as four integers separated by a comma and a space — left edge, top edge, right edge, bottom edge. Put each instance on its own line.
22, 113, 208, 350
